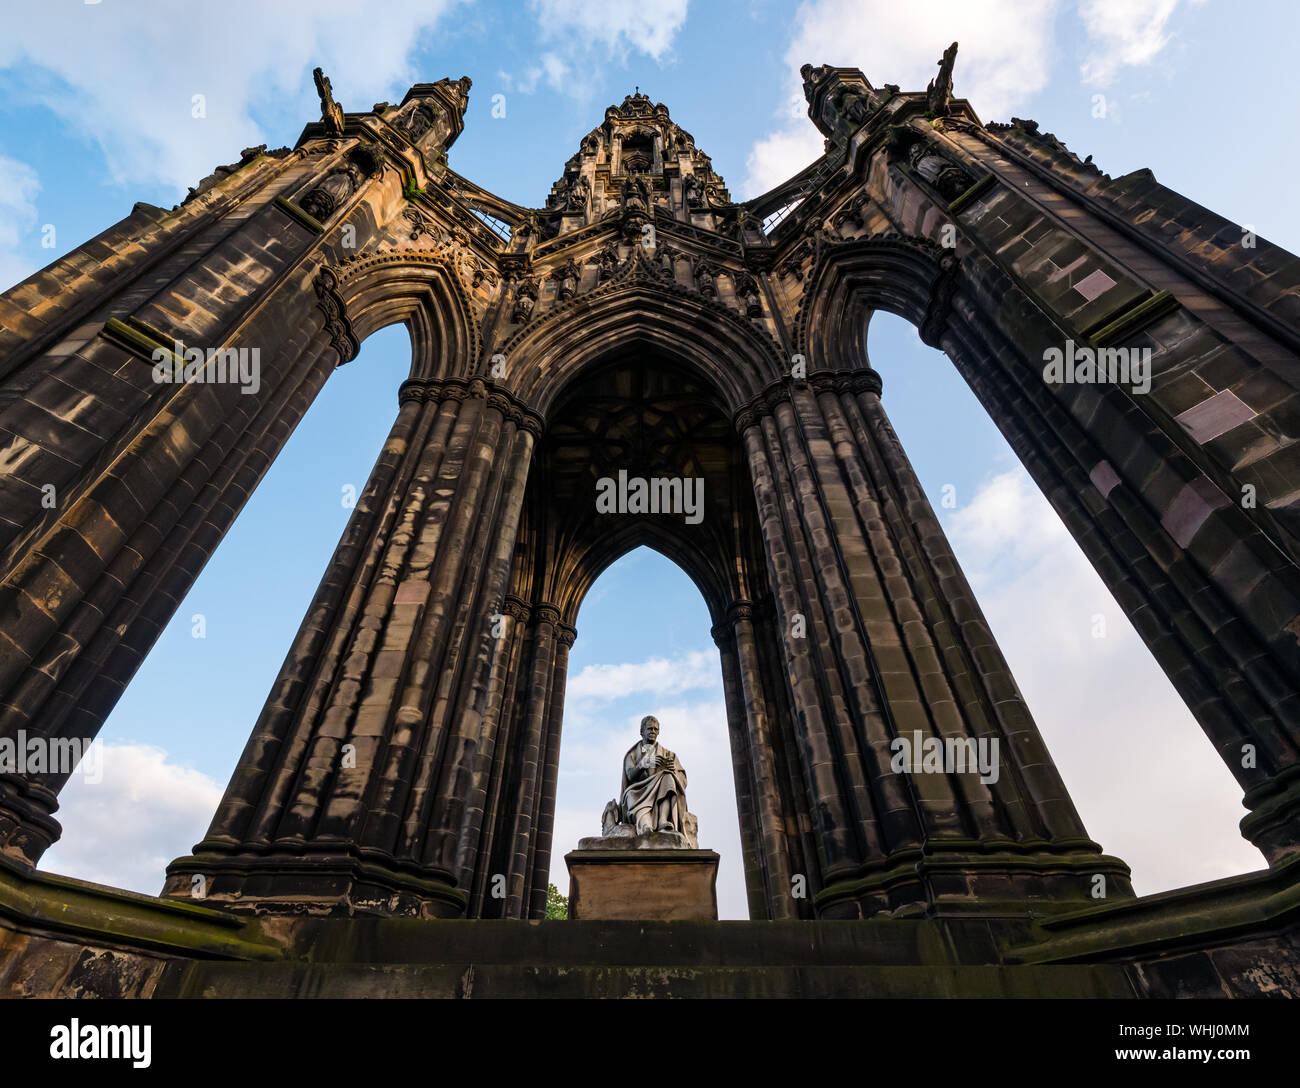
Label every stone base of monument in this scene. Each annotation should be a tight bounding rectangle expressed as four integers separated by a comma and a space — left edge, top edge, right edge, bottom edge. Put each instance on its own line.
5, 851, 1300, 998
565, 833, 719, 921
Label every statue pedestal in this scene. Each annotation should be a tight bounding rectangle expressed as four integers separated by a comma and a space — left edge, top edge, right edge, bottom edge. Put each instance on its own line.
564, 836, 720, 921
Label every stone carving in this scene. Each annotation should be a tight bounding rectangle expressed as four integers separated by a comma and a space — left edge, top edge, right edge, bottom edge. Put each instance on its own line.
833, 194, 871, 231
396, 103, 435, 142
693, 259, 718, 297
569, 175, 591, 211
516, 208, 555, 243
683, 173, 704, 209
182, 145, 270, 205
909, 140, 975, 201
553, 174, 590, 212
551, 258, 581, 301
620, 130, 655, 172
313, 67, 345, 136
619, 175, 654, 242
733, 271, 763, 317
511, 276, 539, 323
403, 206, 439, 242
299, 158, 365, 222
658, 244, 683, 279
836, 86, 870, 126
927, 41, 958, 116
620, 174, 651, 215
800, 63, 831, 103
591, 716, 699, 849
888, 127, 976, 202
801, 64, 878, 141
516, 209, 541, 238
616, 90, 659, 120
728, 206, 758, 240
596, 242, 621, 282
313, 267, 359, 364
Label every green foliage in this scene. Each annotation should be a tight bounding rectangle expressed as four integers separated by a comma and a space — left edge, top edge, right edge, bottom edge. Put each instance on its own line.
545, 882, 568, 920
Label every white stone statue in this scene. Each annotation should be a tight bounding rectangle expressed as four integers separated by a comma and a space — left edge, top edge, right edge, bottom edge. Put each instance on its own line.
597, 716, 699, 848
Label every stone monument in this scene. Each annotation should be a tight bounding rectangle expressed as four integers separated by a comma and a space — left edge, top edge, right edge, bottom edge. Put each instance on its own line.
565, 716, 719, 920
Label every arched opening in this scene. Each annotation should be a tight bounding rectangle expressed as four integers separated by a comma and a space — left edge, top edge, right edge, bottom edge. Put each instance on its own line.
41, 324, 414, 894
866, 309, 1264, 892
548, 546, 748, 918
470, 344, 804, 920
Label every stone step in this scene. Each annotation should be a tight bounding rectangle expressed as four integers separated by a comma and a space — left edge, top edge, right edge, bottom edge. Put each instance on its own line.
277, 917, 1010, 966
156, 960, 1139, 999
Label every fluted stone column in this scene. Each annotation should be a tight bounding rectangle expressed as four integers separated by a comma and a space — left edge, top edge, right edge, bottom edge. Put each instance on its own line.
0, 76, 472, 868
714, 601, 798, 919
500, 603, 561, 916
164, 377, 539, 917
738, 369, 1132, 917
527, 621, 574, 919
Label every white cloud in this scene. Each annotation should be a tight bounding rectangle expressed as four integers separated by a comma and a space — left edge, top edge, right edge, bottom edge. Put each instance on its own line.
945, 469, 1263, 894
0, 0, 466, 196
743, 127, 826, 203
567, 648, 718, 701
1079, 0, 1187, 85
528, 0, 689, 62
504, 0, 689, 102
0, 154, 39, 291
499, 52, 571, 96
946, 467, 1070, 563
742, 0, 1062, 197
40, 743, 225, 896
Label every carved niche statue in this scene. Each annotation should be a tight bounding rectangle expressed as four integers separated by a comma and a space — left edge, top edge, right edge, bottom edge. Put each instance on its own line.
619, 175, 654, 243
620, 175, 651, 215
733, 271, 763, 318
396, 103, 435, 142
551, 258, 581, 301
553, 173, 590, 213
683, 173, 704, 209
595, 242, 621, 282
597, 716, 699, 848
299, 157, 365, 222
511, 277, 539, 323
693, 259, 718, 298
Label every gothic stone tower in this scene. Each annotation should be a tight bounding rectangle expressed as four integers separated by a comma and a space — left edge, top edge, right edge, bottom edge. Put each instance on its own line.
1, 48, 1299, 995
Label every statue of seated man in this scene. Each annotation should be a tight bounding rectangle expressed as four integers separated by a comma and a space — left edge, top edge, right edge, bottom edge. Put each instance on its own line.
594, 715, 699, 848
622, 715, 687, 835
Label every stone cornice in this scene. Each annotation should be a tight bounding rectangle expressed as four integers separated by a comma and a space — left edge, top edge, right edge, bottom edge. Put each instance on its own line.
733, 368, 882, 434
397, 376, 544, 437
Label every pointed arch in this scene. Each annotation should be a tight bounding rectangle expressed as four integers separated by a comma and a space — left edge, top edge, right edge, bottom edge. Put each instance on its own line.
498, 264, 787, 416
328, 249, 482, 380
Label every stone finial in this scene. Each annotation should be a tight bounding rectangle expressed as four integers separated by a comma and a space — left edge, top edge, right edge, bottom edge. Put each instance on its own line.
926, 41, 958, 116
313, 66, 345, 136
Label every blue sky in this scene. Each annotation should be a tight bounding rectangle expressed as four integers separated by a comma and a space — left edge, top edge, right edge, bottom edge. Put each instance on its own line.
5, 0, 1296, 916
